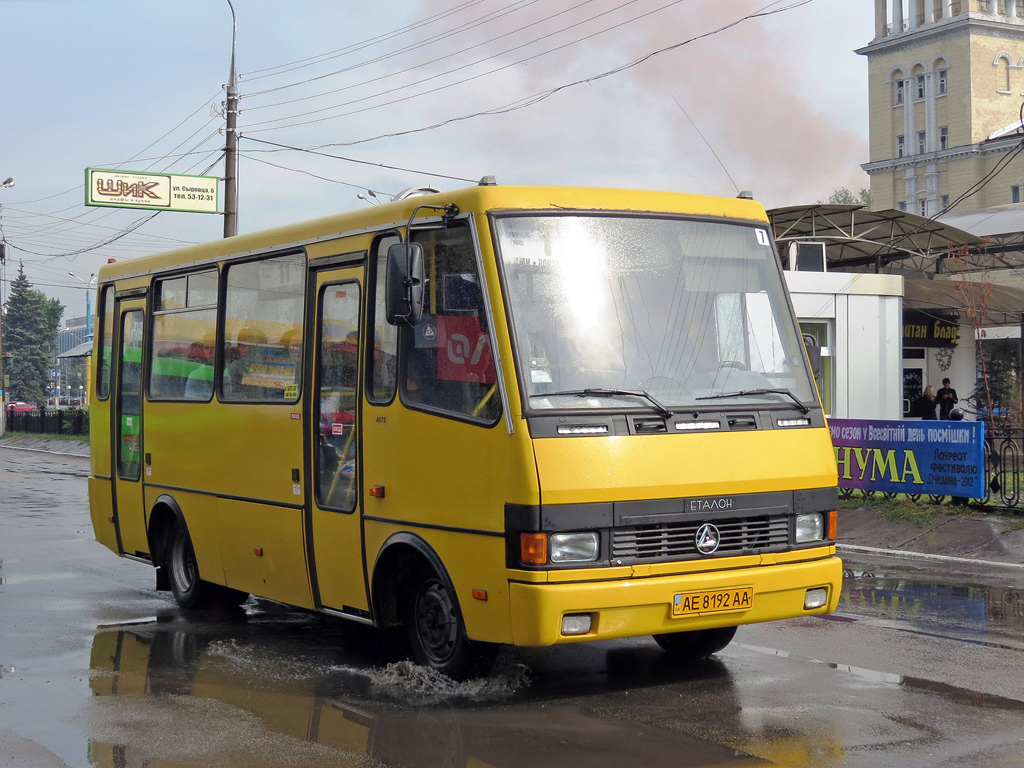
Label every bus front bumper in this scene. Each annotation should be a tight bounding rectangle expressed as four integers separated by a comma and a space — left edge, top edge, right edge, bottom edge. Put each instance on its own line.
507, 555, 843, 647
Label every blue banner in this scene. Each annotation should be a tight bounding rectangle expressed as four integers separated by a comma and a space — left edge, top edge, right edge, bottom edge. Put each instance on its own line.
829, 418, 986, 497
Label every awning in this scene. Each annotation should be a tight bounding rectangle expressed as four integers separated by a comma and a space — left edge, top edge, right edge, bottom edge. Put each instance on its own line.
768, 205, 983, 272
58, 341, 93, 359
903, 278, 1024, 327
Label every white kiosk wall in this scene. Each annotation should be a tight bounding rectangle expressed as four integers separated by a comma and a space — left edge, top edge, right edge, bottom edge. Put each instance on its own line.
785, 271, 903, 420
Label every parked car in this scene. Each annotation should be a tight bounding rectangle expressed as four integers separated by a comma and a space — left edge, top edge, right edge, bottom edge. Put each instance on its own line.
6, 401, 34, 412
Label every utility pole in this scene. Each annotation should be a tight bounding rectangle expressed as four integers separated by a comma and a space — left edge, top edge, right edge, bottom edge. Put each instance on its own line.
0, 176, 14, 437
223, 0, 239, 238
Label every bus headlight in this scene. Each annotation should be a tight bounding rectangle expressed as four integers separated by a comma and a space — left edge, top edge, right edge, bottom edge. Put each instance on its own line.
795, 513, 824, 543
549, 532, 599, 563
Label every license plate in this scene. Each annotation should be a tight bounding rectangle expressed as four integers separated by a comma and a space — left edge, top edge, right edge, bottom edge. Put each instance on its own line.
672, 587, 753, 617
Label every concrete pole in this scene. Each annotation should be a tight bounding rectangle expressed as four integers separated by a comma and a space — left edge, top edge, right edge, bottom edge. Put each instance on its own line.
223, 0, 238, 239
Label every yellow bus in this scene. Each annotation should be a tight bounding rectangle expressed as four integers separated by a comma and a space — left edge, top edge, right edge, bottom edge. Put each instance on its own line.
88, 183, 841, 678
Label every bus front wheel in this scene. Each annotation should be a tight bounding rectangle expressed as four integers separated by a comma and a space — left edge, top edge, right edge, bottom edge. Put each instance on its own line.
653, 626, 737, 657
404, 568, 497, 680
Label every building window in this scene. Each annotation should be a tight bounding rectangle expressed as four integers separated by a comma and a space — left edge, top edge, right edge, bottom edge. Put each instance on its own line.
1012, 185, 1023, 203
895, 79, 905, 105
916, 74, 926, 100
897, 135, 905, 157
1018, 0, 1024, 15
897, 201, 907, 211
918, 130, 927, 154
920, 199, 929, 216
980, 0, 992, 11
941, 195, 950, 211
938, 69, 948, 95
800, 321, 833, 417
997, 55, 1012, 92
940, 126, 949, 150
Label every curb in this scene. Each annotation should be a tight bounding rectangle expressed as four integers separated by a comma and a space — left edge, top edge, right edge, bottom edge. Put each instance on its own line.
838, 543, 1024, 570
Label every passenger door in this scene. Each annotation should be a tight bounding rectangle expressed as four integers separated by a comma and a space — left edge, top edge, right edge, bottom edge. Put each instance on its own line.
307, 266, 368, 614
112, 297, 149, 558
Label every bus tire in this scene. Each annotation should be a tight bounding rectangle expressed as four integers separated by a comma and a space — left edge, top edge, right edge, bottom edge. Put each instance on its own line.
653, 625, 737, 657
404, 566, 497, 680
167, 520, 212, 609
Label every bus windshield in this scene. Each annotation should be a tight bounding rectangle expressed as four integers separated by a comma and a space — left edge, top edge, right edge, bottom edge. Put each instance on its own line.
494, 214, 817, 413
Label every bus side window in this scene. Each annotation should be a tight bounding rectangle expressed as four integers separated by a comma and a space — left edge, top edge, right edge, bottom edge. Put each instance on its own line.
315, 282, 361, 511
221, 253, 305, 402
401, 226, 501, 423
148, 270, 218, 401
367, 233, 400, 404
96, 286, 115, 400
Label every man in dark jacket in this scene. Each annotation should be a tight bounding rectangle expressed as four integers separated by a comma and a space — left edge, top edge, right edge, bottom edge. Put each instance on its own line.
937, 378, 958, 419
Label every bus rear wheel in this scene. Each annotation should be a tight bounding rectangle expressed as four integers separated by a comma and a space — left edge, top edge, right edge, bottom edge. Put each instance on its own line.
167, 521, 212, 609
653, 626, 737, 657
404, 568, 496, 680
166, 521, 249, 609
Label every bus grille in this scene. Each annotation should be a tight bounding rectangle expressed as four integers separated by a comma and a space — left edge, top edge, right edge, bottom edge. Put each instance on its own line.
611, 515, 790, 562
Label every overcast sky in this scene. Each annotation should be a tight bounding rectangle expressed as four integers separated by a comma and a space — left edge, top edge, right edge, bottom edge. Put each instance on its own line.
0, 0, 873, 314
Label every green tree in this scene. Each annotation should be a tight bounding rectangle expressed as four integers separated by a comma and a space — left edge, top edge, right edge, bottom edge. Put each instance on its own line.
3, 263, 64, 406
819, 187, 872, 207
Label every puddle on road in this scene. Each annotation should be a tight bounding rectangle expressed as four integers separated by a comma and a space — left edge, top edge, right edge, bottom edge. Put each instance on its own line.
81, 614, 778, 768
839, 565, 1024, 646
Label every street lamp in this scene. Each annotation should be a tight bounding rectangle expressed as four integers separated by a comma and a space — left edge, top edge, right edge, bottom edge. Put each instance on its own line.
68, 272, 97, 340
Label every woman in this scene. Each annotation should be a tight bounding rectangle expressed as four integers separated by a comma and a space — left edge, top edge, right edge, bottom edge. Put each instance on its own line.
914, 385, 938, 420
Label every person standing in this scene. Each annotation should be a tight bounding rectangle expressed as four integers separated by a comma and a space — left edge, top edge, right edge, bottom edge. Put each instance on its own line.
937, 377, 959, 419
914, 385, 938, 420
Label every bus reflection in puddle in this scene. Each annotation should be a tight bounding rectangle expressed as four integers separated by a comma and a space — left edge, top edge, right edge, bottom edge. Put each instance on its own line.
86, 621, 786, 768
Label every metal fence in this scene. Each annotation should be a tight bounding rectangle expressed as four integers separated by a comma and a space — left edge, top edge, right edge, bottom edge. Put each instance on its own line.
4, 408, 89, 437
840, 427, 1024, 512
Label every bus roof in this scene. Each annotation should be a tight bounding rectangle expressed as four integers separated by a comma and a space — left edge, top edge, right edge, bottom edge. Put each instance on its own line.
98, 184, 769, 282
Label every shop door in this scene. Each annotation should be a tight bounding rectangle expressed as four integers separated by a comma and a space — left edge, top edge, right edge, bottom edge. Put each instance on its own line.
307, 268, 368, 614
112, 298, 150, 558
903, 366, 924, 417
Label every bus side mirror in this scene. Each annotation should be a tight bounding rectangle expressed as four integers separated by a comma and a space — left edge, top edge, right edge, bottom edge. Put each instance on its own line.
385, 242, 425, 326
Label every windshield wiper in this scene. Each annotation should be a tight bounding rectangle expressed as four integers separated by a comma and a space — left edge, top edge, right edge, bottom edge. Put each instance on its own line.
695, 388, 810, 414
531, 388, 673, 418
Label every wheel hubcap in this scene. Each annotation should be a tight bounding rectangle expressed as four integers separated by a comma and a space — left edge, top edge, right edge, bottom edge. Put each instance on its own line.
416, 581, 457, 663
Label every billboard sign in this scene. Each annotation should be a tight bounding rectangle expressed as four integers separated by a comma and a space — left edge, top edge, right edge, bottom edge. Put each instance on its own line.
85, 168, 219, 213
830, 418, 986, 498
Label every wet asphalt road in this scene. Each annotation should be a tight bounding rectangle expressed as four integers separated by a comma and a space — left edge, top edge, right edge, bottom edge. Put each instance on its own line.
2, 447, 1023, 768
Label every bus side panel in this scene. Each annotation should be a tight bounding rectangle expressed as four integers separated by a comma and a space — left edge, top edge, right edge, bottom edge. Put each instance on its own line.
143, 403, 304, 505
216, 499, 313, 609
142, 402, 311, 606
88, 476, 119, 554
533, 427, 838, 504
361, 410, 537, 646
89, 399, 112, 481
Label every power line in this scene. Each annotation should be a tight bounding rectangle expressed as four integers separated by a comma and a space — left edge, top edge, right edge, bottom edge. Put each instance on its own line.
242, 0, 489, 81
241, 0, 684, 131
247, 0, 812, 145
241, 153, 397, 196
244, 0, 568, 104
242, 137, 478, 184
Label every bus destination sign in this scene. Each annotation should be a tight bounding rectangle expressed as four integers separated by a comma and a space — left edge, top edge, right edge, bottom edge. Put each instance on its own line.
85, 167, 219, 214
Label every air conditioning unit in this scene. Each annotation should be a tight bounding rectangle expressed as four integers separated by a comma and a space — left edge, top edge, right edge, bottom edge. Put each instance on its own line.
790, 242, 827, 272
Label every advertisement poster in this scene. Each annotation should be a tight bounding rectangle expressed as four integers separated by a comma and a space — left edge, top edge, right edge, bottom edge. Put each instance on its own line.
829, 418, 986, 497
